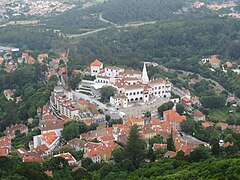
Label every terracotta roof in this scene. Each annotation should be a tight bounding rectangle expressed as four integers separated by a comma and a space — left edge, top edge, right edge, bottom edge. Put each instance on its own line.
182, 97, 191, 102
101, 135, 115, 142
223, 141, 233, 147
202, 121, 214, 128
216, 122, 228, 128
192, 110, 205, 117
125, 84, 143, 91
0, 147, 9, 156
149, 78, 166, 85
164, 109, 186, 123
226, 61, 233, 68
90, 59, 103, 67
59, 67, 66, 74
54, 153, 76, 163
209, 57, 221, 63
151, 117, 161, 125
34, 144, 49, 155
129, 117, 144, 124
0, 136, 11, 147
23, 155, 42, 163
67, 138, 85, 147
41, 120, 64, 131
153, 143, 167, 151
165, 151, 177, 158
120, 69, 142, 76
41, 131, 59, 146
44, 170, 53, 177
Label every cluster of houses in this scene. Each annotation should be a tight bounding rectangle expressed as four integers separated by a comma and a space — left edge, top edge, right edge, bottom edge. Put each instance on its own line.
193, 1, 237, 10
0, 48, 70, 83
50, 86, 106, 124
0, 49, 49, 73
87, 59, 172, 108
0, 0, 75, 19
201, 55, 240, 74
0, 124, 28, 156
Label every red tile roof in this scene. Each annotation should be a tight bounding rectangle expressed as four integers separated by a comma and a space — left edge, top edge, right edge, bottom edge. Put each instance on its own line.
209, 57, 221, 63
165, 151, 177, 158
41, 132, 59, 146
152, 143, 167, 151
216, 122, 228, 128
0, 147, 9, 156
202, 121, 214, 128
90, 59, 103, 67
164, 109, 186, 123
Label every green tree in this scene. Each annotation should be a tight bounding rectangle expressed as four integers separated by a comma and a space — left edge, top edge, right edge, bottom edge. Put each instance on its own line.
176, 103, 185, 115
62, 121, 89, 141
100, 86, 117, 103
189, 145, 212, 162
81, 157, 93, 169
167, 133, 175, 151
112, 148, 126, 163
125, 124, 146, 168
149, 135, 163, 147
200, 95, 226, 109
158, 101, 174, 117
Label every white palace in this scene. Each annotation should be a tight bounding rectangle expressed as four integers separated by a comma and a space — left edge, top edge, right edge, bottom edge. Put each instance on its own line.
89, 59, 172, 108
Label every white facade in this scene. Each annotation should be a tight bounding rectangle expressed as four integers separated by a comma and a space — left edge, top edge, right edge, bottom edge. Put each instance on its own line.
91, 65, 102, 76
104, 66, 124, 78
110, 95, 128, 108
88, 59, 172, 108
90, 59, 103, 76
33, 132, 60, 150
95, 76, 111, 84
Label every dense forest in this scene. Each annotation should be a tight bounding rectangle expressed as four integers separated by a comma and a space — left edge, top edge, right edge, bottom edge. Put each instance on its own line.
0, 64, 57, 131
1, 152, 240, 179
71, 16, 240, 68
43, 8, 109, 34
0, 26, 62, 50
86, 0, 188, 23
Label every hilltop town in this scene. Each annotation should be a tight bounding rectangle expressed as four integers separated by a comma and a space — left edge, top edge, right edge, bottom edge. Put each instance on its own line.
1, 0, 240, 178
0, 46, 240, 177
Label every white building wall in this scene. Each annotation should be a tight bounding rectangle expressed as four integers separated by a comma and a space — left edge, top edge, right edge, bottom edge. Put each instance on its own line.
91, 66, 101, 76
124, 88, 144, 101
95, 77, 110, 84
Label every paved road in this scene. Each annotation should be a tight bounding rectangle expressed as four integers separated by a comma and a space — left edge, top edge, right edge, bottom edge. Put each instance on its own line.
162, 66, 240, 105
120, 97, 168, 118
71, 90, 108, 110
181, 132, 209, 146
65, 18, 157, 39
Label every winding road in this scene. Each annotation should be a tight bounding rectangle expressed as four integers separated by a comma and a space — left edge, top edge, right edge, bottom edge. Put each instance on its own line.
65, 13, 156, 38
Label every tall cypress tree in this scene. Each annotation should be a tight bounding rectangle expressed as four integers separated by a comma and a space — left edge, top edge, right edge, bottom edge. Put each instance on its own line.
125, 124, 146, 168
167, 131, 176, 151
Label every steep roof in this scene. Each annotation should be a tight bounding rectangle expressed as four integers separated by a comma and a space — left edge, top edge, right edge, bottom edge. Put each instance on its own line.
90, 59, 103, 67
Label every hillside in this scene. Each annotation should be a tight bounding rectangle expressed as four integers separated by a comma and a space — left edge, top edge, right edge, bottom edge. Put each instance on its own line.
86, 0, 189, 23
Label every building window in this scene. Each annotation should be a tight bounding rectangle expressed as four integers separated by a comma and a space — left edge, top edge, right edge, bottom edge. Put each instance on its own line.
133, 92, 136, 95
